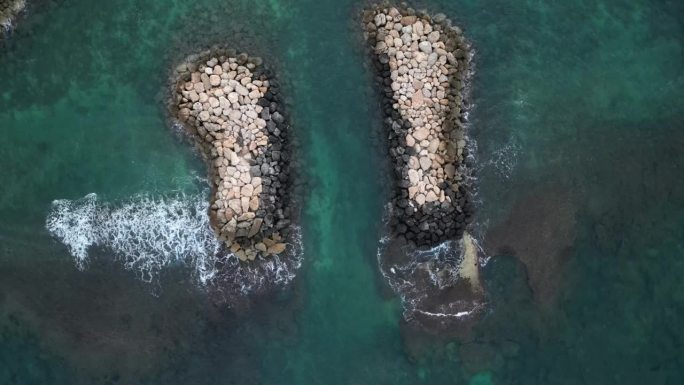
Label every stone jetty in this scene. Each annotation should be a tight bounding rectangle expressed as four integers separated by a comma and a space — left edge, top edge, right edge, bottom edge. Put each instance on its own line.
363, 6, 475, 247
171, 49, 293, 262
0, 0, 25, 30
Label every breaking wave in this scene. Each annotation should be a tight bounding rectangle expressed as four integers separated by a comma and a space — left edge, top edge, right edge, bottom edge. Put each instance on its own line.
46, 192, 220, 283
45, 192, 302, 296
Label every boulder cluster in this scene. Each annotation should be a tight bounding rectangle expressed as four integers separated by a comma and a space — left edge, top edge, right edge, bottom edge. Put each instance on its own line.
172, 49, 293, 262
363, 6, 475, 247
0, 0, 24, 29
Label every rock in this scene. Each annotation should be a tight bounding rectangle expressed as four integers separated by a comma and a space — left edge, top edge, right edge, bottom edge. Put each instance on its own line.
241, 184, 254, 197
408, 169, 421, 184
235, 84, 249, 96
268, 243, 287, 255
413, 21, 424, 36
419, 156, 431, 170
408, 157, 420, 170
272, 111, 285, 124
228, 199, 242, 214
401, 15, 416, 25
427, 31, 441, 43
249, 196, 259, 211
374, 13, 387, 26
236, 250, 248, 261
427, 53, 438, 67
418, 41, 432, 54
411, 90, 424, 107
428, 139, 440, 153
445, 164, 456, 178
412, 127, 430, 141
433, 13, 447, 23
228, 110, 242, 121
210, 75, 221, 86
248, 218, 263, 237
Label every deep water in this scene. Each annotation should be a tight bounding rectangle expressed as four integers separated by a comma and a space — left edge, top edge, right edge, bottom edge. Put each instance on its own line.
1, 0, 683, 384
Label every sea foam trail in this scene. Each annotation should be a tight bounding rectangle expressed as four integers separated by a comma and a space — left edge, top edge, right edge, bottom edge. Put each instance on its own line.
46, 193, 220, 283
46, 192, 303, 295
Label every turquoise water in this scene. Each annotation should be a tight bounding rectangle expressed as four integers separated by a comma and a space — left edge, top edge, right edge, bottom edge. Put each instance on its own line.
1, 0, 683, 384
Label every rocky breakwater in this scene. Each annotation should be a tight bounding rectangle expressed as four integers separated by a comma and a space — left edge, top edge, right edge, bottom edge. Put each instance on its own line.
172, 49, 293, 263
364, 6, 485, 332
363, 6, 474, 247
1, 0, 25, 30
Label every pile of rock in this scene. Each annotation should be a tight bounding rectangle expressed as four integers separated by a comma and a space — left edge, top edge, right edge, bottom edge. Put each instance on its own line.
0, 0, 25, 30
363, 6, 475, 246
172, 49, 292, 262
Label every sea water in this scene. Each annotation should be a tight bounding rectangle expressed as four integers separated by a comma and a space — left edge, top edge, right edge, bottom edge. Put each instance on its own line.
1, 0, 682, 384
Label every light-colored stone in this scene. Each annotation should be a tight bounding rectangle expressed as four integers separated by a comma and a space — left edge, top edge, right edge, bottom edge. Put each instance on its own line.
268, 243, 287, 255
412, 127, 430, 141
418, 41, 432, 54
408, 169, 421, 184
419, 156, 432, 171
210, 74, 221, 86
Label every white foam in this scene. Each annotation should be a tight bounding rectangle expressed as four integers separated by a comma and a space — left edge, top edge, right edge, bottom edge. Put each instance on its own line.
46, 192, 303, 296
46, 192, 220, 284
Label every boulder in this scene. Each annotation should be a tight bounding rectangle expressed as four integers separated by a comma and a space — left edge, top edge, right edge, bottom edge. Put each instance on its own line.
268, 243, 287, 255
419, 156, 432, 170
412, 127, 430, 141
408, 169, 421, 184
418, 41, 432, 54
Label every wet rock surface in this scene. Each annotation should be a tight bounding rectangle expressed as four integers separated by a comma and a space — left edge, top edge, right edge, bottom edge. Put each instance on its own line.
0, 0, 25, 31
171, 48, 294, 263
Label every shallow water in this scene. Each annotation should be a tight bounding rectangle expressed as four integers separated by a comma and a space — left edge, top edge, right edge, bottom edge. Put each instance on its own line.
1, 0, 683, 384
